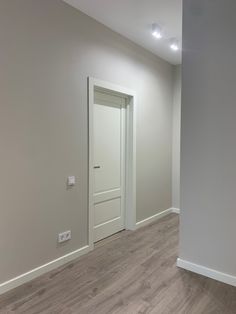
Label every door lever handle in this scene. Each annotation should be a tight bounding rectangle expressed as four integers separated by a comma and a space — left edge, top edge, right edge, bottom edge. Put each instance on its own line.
94, 165, 101, 169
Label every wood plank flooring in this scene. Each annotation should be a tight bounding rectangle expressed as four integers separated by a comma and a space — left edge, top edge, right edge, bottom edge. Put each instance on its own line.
1, 213, 236, 313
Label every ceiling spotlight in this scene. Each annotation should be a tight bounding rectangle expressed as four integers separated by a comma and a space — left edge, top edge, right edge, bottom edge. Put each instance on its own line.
152, 23, 162, 39
170, 38, 179, 51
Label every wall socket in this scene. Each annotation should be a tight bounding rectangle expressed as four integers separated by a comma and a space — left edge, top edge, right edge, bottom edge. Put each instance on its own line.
58, 230, 71, 243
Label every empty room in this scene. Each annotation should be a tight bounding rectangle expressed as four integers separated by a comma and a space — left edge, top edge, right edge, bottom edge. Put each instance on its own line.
1, 0, 236, 313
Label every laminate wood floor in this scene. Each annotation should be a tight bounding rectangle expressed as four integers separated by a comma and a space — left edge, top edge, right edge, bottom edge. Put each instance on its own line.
1, 213, 236, 314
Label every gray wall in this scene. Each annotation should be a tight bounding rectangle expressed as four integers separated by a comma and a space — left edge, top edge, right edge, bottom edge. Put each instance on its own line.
180, 0, 236, 276
0, 0, 173, 283
172, 65, 181, 209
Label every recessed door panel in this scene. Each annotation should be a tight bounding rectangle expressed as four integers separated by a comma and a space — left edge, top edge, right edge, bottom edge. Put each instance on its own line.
94, 198, 121, 226
94, 102, 121, 193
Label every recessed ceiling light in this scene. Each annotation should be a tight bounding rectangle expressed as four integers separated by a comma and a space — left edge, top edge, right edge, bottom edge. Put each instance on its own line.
170, 38, 179, 51
152, 23, 162, 39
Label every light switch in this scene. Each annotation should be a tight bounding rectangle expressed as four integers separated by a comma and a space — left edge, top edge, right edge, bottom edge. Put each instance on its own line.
67, 176, 76, 186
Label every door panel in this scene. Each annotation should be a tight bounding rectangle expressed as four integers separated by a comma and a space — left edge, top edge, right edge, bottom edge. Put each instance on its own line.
94, 198, 121, 226
94, 188, 120, 204
93, 90, 126, 242
94, 101, 121, 193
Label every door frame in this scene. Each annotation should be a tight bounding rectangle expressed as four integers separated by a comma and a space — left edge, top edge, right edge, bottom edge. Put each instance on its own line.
88, 77, 136, 250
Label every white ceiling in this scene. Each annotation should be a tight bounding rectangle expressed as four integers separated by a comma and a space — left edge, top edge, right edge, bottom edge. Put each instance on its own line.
63, 0, 182, 65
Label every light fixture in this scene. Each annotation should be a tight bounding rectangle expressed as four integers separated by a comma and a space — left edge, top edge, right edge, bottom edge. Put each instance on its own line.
170, 38, 179, 51
152, 23, 162, 39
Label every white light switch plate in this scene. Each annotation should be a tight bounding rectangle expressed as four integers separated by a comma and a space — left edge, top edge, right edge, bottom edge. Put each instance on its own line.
67, 176, 76, 186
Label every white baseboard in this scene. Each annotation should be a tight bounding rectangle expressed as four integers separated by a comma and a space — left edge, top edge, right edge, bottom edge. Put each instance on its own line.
0, 245, 91, 295
171, 207, 180, 214
136, 208, 173, 228
177, 258, 236, 287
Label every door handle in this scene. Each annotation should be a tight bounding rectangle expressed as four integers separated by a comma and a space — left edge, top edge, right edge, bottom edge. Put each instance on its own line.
94, 165, 101, 169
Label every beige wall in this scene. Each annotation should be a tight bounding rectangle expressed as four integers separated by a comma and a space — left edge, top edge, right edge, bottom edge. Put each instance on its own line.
180, 0, 236, 277
172, 65, 181, 209
0, 0, 173, 284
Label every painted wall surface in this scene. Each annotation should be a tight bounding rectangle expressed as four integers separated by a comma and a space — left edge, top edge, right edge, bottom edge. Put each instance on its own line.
172, 65, 181, 209
0, 0, 173, 283
180, 0, 236, 276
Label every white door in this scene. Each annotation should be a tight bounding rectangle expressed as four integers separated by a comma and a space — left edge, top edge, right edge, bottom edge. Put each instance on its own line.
93, 90, 126, 242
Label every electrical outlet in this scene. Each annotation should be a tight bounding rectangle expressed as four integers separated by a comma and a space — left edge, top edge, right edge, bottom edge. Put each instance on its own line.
58, 230, 71, 243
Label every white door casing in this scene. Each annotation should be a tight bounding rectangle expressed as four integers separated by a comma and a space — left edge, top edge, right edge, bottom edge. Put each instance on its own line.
88, 78, 136, 249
